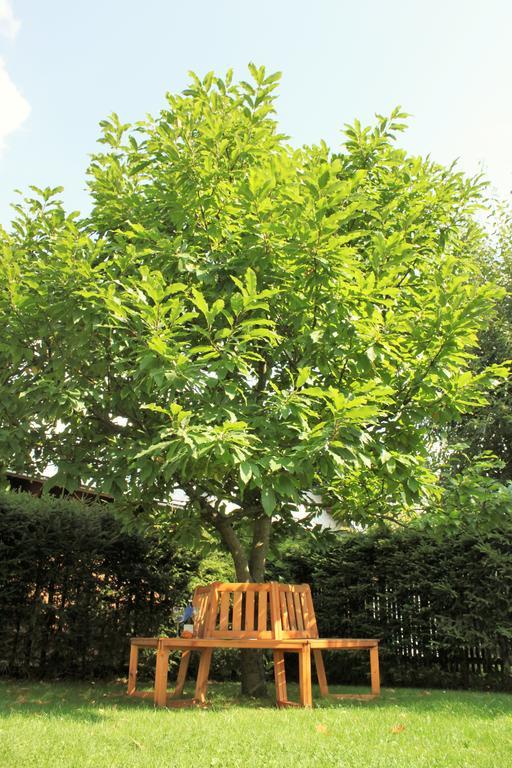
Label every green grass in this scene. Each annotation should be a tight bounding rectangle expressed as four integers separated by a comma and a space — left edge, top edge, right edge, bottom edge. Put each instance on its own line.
0, 680, 510, 767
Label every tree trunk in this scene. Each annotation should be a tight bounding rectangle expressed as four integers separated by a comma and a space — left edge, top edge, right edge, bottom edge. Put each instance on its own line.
240, 514, 271, 695
240, 648, 268, 696
209, 506, 271, 697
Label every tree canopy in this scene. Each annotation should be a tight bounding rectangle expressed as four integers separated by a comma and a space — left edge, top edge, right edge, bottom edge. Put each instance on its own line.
445, 203, 512, 481
0, 65, 507, 580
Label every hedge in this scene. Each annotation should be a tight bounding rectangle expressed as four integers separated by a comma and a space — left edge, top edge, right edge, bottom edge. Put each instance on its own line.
0, 490, 197, 678
272, 525, 512, 691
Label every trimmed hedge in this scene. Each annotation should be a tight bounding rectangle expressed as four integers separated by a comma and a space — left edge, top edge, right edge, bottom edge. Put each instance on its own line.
0, 491, 197, 678
272, 525, 512, 691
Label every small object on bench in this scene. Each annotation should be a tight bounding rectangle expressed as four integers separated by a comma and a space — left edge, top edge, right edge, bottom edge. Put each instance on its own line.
128, 582, 380, 708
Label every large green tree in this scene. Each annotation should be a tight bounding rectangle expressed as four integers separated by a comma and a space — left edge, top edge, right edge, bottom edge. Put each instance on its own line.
0, 66, 506, 692
444, 202, 512, 481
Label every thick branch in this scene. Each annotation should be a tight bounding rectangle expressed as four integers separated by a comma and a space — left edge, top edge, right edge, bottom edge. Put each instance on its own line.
207, 507, 251, 581
249, 513, 271, 582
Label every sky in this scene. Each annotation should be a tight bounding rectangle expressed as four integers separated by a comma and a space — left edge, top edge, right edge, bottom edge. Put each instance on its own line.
1, 0, 512, 225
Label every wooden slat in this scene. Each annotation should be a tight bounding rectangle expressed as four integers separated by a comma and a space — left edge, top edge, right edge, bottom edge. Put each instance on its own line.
293, 591, 304, 630
216, 582, 271, 592
154, 646, 169, 707
159, 637, 305, 649
194, 590, 209, 638
257, 590, 267, 631
300, 590, 312, 636
194, 649, 213, 704
307, 638, 379, 649
370, 645, 380, 695
298, 644, 312, 708
304, 585, 319, 639
300, 589, 314, 637
273, 650, 287, 703
313, 649, 329, 697
171, 650, 191, 698
245, 590, 255, 631
232, 591, 242, 631
219, 591, 230, 630
130, 638, 159, 648
269, 583, 282, 639
206, 585, 219, 635
279, 591, 289, 631
209, 629, 274, 639
128, 644, 138, 695
279, 630, 309, 639
285, 590, 297, 630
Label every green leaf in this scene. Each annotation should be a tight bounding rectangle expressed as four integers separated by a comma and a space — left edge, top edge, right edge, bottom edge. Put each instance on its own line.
296, 367, 311, 388
191, 288, 209, 320
240, 461, 253, 484
245, 267, 257, 296
261, 487, 276, 516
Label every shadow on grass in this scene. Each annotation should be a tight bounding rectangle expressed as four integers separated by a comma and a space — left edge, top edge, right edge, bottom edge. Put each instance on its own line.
0, 679, 143, 722
0, 679, 510, 721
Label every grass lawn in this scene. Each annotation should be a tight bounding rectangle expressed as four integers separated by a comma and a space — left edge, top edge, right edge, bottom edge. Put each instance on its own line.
0, 680, 510, 768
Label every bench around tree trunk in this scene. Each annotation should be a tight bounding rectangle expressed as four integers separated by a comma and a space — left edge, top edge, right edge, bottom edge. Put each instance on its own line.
128, 582, 380, 708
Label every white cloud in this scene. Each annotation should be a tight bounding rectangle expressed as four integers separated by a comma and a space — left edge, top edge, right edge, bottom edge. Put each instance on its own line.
0, 57, 30, 151
0, 0, 20, 39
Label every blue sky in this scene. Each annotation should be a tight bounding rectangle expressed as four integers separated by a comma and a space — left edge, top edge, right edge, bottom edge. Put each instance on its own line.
1, 0, 511, 224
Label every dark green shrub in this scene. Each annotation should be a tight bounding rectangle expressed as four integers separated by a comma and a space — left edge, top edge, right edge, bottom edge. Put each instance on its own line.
270, 525, 512, 691
0, 490, 198, 678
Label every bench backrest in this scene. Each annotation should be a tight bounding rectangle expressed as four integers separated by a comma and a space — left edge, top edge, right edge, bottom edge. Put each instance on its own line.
190, 585, 212, 639
274, 582, 319, 640
189, 582, 319, 641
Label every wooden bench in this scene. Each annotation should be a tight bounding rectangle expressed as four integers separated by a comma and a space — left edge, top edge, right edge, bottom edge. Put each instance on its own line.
128, 582, 380, 708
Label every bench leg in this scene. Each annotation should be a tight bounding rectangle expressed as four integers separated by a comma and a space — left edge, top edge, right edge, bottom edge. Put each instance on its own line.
171, 650, 192, 698
273, 651, 288, 706
298, 644, 313, 708
313, 646, 381, 701
370, 646, 380, 696
194, 649, 213, 705
154, 646, 170, 707
128, 644, 138, 696
313, 649, 329, 697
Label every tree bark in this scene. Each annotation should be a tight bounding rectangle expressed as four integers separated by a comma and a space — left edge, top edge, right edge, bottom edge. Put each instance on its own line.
208, 505, 271, 697
249, 515, 271, 581
241, 514, 271, 695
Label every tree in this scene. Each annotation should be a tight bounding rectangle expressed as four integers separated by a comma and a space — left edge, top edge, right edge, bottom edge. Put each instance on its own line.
0, 65, 506, 694
444, 202, 512, 481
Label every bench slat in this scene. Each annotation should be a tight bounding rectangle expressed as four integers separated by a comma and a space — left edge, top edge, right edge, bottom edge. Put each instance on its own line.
245, 590, 255, 631
279, 591, 289, 631
293, 591, 304, 631
219, 591, 230, 630
232, 591, 242, 631
258, 590, 267, 632
285, 591, 297, 629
